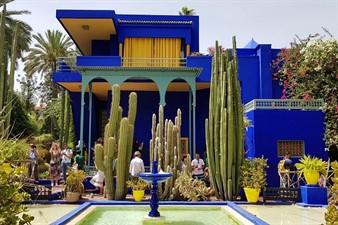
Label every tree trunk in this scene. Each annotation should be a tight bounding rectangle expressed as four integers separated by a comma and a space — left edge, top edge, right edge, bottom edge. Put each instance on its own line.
0, 4, 7, 135
5, 23, 19, 132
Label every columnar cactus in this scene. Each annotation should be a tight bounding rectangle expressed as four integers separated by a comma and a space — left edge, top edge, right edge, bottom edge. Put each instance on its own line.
95, 84, 137, 200
150, 106, 184, 200
205, 37, 244, 200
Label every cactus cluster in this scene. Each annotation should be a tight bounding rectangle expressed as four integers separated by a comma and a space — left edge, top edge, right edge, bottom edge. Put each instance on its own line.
205, 37, 244, 200
95, 84, 137, 200
149, 106, 185, 200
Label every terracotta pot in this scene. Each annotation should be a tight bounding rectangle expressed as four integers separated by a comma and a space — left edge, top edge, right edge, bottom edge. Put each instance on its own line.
66, 192, 80, 203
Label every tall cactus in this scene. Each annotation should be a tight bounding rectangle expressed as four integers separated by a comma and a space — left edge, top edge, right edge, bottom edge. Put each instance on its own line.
150, 106, 184, 200
95, 84, 137, 200
205, 37, 244, 201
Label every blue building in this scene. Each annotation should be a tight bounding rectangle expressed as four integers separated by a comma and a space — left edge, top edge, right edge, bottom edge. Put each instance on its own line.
53, 10, 327, 187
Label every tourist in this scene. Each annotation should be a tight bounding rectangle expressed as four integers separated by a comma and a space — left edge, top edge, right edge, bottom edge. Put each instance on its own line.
61, 143, 73, 182
181, 156, 188, 171
283, 151, 296, 171
191, 153, 205, 179
73, 149, 85, 171
49, 142, 61, 186
27, 144, 39, 181
129, 151, 145, 176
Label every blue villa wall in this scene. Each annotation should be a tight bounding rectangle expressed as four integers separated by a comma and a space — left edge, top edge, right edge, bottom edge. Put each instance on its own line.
104, 89, 210, 166
246, 109, 327, 187
54, 10, 328, 191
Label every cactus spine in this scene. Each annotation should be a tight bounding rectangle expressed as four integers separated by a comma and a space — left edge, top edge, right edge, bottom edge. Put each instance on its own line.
150, 105, 184, 200
205, 37, 244, 200
95, 84, 137, 200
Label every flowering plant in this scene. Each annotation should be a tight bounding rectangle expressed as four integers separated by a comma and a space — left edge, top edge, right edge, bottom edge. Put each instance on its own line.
272, 29, 338, 147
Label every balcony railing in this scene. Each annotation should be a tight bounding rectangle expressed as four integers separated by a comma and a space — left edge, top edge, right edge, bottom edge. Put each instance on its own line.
244, 99, 324, 112
56, 57, 77, 72
121, 57, 186, 67
56, 57, 188, 72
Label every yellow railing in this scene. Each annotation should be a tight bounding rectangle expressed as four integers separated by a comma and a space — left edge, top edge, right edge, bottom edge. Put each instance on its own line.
122, 57, 186, 67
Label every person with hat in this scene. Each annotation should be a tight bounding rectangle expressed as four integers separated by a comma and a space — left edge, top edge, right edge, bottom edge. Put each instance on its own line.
129, 151, 145, 177
27, 144, 39, 181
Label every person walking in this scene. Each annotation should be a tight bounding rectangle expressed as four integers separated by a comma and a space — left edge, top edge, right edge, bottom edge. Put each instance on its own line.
61, 143, 73, 182
129, 151, 145, 176
49, 142, 61, 186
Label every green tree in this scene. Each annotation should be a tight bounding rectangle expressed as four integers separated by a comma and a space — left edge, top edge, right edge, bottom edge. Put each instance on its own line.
23, 30, 76, 140
178, 6, 196, 15
273, 31, 338, 148
10, 93, 39, 137
0, 1, 32, 136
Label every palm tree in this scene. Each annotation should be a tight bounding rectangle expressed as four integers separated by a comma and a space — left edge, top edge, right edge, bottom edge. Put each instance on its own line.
0, 1, 32, 135
178, 6, 196, 16
24, 29, 76, 139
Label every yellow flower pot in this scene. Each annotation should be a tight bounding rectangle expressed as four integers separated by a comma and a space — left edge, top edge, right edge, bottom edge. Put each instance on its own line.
244, 188, 260, 203
304, 171, 320, 185
133, 189, 145, 202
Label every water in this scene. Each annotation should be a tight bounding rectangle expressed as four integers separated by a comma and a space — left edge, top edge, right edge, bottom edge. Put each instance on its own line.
75, 205, 245, 225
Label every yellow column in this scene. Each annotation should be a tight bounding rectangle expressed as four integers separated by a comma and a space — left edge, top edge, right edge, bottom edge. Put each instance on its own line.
186, 44, 191, 56
119, 43, 123, 57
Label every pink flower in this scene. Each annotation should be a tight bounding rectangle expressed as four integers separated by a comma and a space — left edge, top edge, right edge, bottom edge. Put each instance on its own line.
303, 91, 312, 101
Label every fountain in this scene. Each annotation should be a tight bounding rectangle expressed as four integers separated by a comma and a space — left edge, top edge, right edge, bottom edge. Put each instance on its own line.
137, 160, 172, 217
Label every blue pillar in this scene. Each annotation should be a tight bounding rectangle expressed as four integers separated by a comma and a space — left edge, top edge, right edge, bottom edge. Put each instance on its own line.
88, 82, 93, 165
257, 44, 272, 99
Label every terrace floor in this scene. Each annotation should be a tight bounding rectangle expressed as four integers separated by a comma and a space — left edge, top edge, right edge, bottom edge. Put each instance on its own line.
25, 186, 327, 225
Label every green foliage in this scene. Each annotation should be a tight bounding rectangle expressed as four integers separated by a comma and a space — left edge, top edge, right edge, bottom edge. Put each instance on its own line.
240, 156, 268, 190
10, 94, 39, 137
0, 138, 28, 162
273, 31, 338, 147
178, 6, 196, 15
325, 205, 338, 225
295, 155, 328, 174
126, 177, 148, 190
0, 137, 34, 225
173, 171, 208, 201
65, 168, 86, 193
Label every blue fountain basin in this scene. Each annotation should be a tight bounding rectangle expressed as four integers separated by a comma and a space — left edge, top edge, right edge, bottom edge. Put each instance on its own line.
138, 172, 172, 183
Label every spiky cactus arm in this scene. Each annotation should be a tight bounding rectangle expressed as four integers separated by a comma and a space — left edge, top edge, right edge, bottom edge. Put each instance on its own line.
94, 144, 105, 172
115, 118, 130, 200
108, 84, 120, 138
105, 137, 116, 200
206, 38, 243, 201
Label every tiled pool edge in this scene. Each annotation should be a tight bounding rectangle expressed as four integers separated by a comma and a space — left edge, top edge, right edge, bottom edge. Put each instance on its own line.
227, 202, 269, 225
49, 201, 269, 225
50, 202, 91, 225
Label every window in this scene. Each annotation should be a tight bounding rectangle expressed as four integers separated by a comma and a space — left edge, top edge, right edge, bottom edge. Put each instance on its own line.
278, 140, 304, 157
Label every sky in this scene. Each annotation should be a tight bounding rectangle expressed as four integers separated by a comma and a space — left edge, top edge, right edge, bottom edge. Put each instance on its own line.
6, 0, 338, 90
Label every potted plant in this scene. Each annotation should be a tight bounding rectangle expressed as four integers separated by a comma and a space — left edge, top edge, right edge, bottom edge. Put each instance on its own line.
240, 156, 268, 203
295, 155, 328, 185
65, 168, 86, 202
126, 177, 148, 202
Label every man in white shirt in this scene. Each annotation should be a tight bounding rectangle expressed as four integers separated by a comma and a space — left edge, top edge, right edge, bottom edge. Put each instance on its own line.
191, 153, 205, 179
129, 151, 145, 176
61, 144, 73, 182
